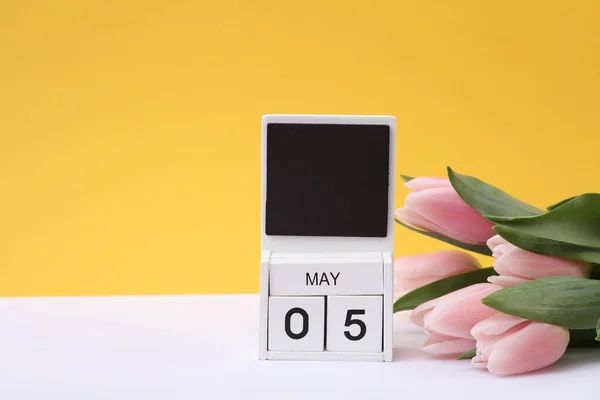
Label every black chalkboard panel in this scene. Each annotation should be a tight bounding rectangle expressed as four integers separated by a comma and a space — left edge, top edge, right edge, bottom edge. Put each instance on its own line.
265, 123, 390, 238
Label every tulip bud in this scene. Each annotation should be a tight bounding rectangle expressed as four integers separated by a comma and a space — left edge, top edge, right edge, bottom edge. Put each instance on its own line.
410, 283, 502, 354
471, 313, 569, 375
486, 235, 591, 287
396, 177, 495, 245
394, 250, 481, 295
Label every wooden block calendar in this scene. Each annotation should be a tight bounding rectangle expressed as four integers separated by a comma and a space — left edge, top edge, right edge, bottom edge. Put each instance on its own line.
259, 114, 396, 362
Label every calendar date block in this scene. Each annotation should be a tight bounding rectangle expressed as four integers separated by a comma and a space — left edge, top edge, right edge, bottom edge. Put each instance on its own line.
267, 296, 325, 352
326, 295, 382, 352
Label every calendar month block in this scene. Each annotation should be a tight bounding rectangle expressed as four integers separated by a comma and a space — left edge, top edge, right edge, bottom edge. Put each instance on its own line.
269, 254, 383, 296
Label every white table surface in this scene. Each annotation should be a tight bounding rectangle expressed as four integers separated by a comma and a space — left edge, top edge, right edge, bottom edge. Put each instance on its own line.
0, 294, 597, 399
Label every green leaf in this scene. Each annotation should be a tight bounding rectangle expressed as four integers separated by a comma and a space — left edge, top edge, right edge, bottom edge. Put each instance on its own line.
493, 225, 600, 264
547, 196, 576, 211
596, 319, 600, 341
482, 276, 600, 329
567, 329, 600, 348
456, 348, 476, 360
393, 268, 496, 313
487, 194, 600, 250
447, 167, 543, 218
395, 218, 492, 256
400, 174, 415, 183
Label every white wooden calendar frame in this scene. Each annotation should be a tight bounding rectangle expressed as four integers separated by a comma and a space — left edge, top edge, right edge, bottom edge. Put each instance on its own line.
259, 114, 396, 362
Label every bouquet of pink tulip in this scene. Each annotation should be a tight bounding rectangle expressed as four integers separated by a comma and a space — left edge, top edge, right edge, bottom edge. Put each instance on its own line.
393, 167, 600, 375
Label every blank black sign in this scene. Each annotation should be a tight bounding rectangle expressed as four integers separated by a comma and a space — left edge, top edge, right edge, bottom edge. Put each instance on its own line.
265, 123, 390, 238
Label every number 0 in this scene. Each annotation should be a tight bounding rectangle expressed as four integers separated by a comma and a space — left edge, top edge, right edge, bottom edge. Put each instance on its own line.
344, 309, 367, 341
284, 307, 309, 340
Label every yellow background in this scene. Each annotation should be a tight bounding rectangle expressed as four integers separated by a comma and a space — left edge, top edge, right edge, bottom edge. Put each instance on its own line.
2, 1, 600, 296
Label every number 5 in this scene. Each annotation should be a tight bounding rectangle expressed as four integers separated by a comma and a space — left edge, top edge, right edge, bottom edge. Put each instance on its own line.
344, 309, 366, 341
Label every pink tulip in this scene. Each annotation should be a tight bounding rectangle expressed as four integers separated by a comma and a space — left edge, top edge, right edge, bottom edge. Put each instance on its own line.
487, 235, 591, 287
396, 177, 496, 245
471, 313, 569, 375
410, 283, 502, 355
394, 250, 482, 294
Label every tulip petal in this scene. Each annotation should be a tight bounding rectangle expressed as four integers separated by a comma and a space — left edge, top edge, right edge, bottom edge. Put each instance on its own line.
471, 314, 528, 338
491, 258, 528, 278
410, 302, 437, 328
492, 243, 516, 259
485, 322, 569, 375
394, 250, 481, 292
394, 250, 481, 279
471, 353, 488, 369
487, 275, 529, 287
421, 329, 475, 354
487, 235, 509, 252
405, 187, 496, 245
423, 284, 503, 338
496, 247, 591, 280
474, 335, 496, 361
422, 337, 476, 355
394, 276, 436, 293
409, 283, 491, 328
472, 319, 528, 362
395, 208, 475, 244
404, 177, 453, 191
